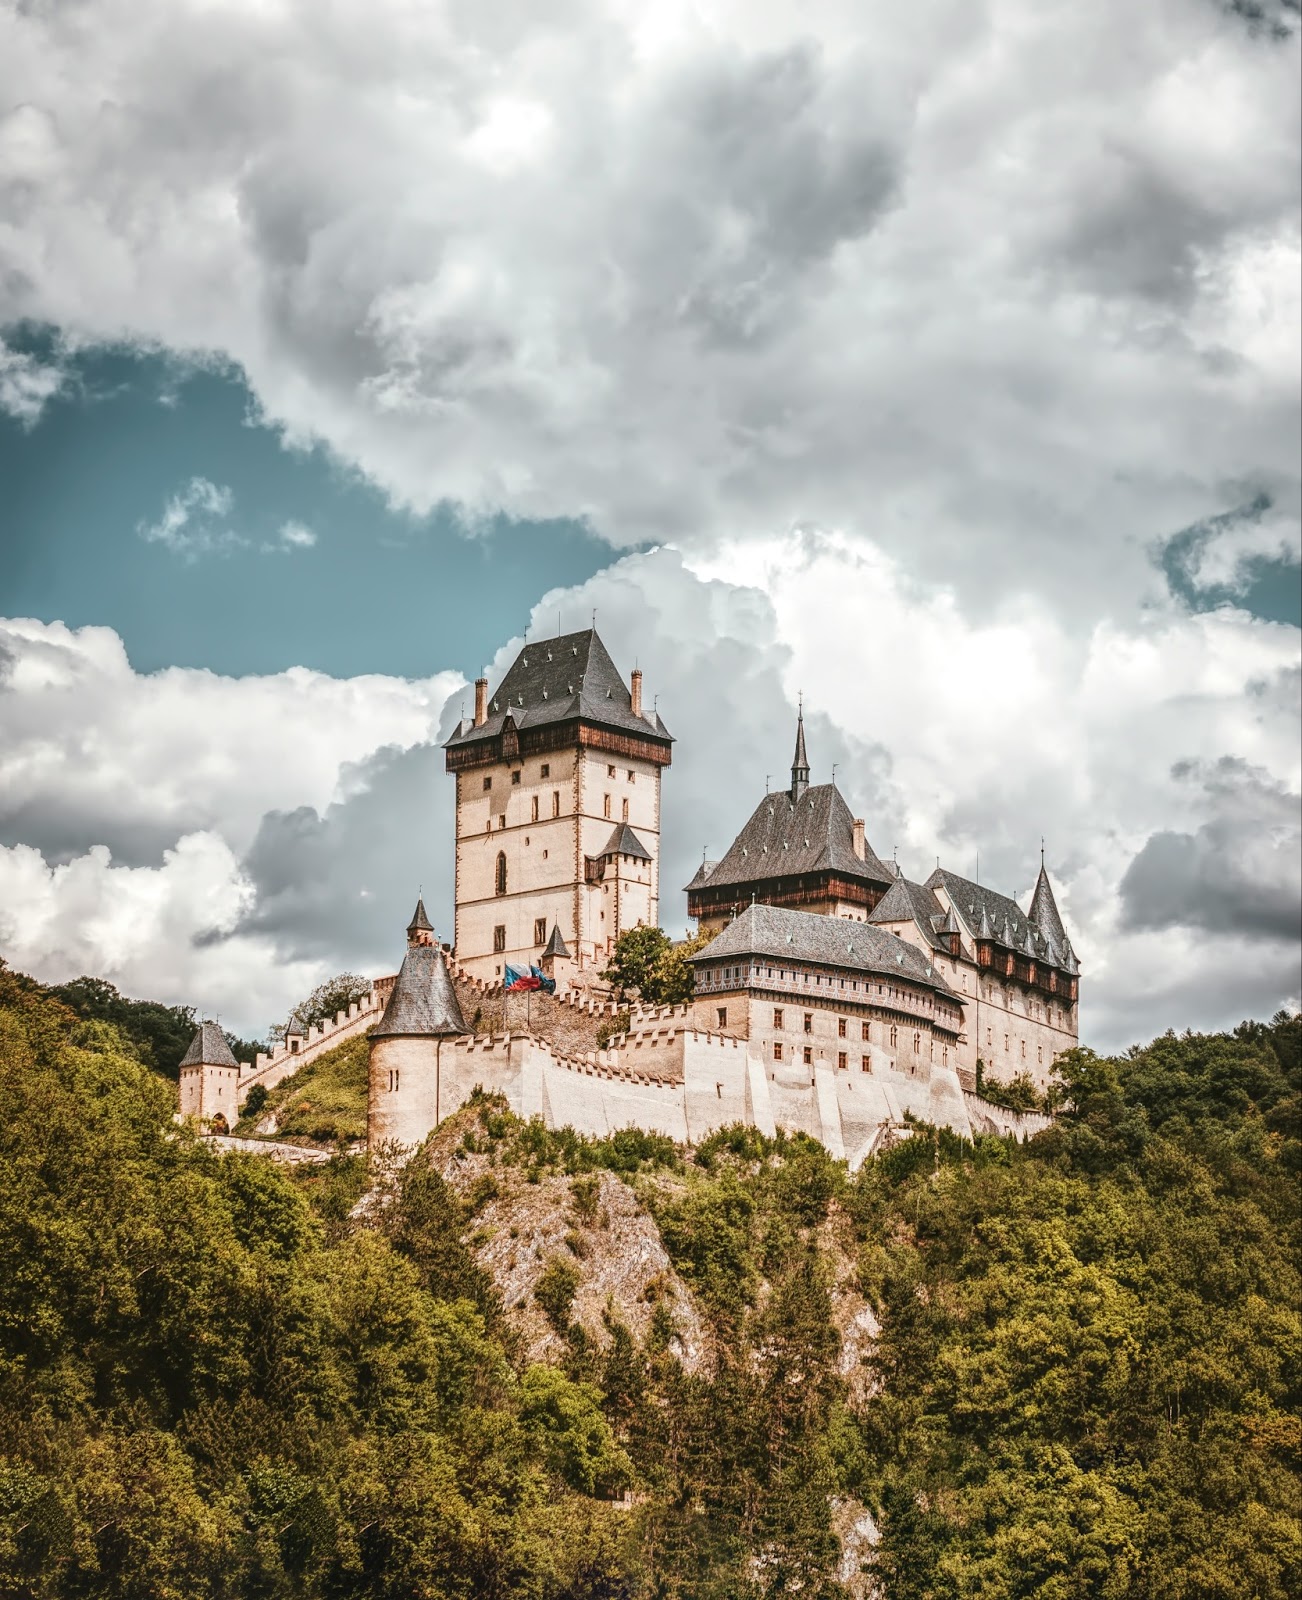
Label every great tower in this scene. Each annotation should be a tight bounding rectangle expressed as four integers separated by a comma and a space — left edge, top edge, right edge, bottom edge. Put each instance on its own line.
443, 629, 672, 982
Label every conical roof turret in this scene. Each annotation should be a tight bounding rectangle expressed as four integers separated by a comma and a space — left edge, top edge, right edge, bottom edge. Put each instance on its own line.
790, 701, 810, 801
372, 941, 466, 1039
1028, 857, 1067, 948
406, 896, 434, 939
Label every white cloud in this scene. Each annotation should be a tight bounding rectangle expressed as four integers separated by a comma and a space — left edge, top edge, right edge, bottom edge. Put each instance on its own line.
0, 0, 1295, 620
137, 476, 238, 557
0, 336, 65, 424
277, 518, 317, 549
1, 544, 1298, 1044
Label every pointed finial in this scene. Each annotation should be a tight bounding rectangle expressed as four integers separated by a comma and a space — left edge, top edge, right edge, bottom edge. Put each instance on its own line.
831, 761, 838, 785
1041, 836, 1045, 867
591, 607, 597, 628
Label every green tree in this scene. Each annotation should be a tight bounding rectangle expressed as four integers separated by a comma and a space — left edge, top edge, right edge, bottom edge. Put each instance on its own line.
270, 972, 372, 1043
603, 926, 714, 1005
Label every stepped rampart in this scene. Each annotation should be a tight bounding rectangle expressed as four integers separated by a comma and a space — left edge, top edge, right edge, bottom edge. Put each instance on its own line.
236, 975, 396, 1103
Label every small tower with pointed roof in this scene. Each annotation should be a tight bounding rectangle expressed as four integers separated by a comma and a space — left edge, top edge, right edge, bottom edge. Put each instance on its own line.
177, 1020, 241, 1130
443, 628, 672, 982
790, 701, 810, 802
368, 901, 469, 1150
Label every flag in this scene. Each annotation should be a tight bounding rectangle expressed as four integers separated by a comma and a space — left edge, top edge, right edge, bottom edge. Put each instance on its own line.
530, 965, 556, 995
504, 964, 542, 992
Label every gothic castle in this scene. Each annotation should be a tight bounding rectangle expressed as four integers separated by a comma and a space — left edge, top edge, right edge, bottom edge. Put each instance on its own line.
179, 629, 1078, 1163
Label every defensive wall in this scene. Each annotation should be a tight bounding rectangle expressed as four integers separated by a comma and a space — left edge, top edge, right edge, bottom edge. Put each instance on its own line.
233, 973, 397, 1103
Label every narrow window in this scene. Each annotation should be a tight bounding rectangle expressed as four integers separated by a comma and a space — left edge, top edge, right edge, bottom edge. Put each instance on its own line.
773, 1041, 783, 1061
531, 795, 540, 822
803, 1013, 813, 1034
803, 1046, 813, 1066
1005, 1034, 1010, 1052
483, 776, 492, 791
534, 917, 548, 945
838, 1017, 847, 1038
773, 1007, 784, 1029
943, 1046, 948, 1067
495, 852, 507, 896
540, 763, 550, 778
604, 794, 612, 819
861, 1021, 870, 1041
838, 1051, 847, 1070
622, 797, 629, 822
1038, 1045, 1043, 1064
498, 813, 506, 831
861, 1055, 871, 1073
552, 791, 560, 817
493, 925, 507, 952
511, 770, 521, 785
889, 1025, 898, 1049
627, 769, 635, 782
607, 764, 616, 778
914, 1032, 921, 1053
717, 1007, 727, 1028
1021, 1040, 1026, 1059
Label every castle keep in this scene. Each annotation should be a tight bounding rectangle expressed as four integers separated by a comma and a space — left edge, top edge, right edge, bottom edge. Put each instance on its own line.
179, 625, 1079, 1159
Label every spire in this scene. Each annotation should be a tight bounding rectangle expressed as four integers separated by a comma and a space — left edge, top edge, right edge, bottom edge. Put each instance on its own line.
406, 895, 434, 946
1028, 859, 1067, 948
977, 902, 994, 941
790, 697, 810, 802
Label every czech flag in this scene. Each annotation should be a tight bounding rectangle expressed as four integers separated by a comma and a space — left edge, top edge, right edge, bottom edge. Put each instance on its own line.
531, 965, 557, 995
504, 964, 542, 992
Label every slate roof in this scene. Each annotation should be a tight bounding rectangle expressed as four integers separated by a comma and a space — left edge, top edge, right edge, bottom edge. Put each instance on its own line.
684, 858, 719, 892
689, 903, 960, 999
1028, 863, 1067, 948
542, 925, 570, 959
926, 867, 1078, 973
867, 876, 949, 951
688, 783, 892, 894
597, 822, 652, 862
371, 942, 467, 1039
179, 1020, 238, 1070
406, 896, 433, 935
444, 629, 671, 751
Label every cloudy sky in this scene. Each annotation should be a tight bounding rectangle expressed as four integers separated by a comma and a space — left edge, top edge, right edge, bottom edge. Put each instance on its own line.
1, 0, 1298, 1047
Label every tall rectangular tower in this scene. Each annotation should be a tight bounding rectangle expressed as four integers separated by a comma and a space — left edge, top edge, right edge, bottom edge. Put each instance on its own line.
443, 629, 673, 983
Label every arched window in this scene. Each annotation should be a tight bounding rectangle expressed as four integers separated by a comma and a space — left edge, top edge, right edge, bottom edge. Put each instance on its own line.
495, 852, 507, 896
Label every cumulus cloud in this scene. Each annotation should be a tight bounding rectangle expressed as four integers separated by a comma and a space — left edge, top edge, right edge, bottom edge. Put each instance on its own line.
2, 541, 1299, 1042
1, 0, 1296, 616
276, 519, 317, 549
1119, 756, 1302, 941
0, 335, 65, 423
137, 476, 238, 557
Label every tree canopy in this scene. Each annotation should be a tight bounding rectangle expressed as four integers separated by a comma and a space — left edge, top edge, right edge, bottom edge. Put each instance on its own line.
602, 926, 714, 1006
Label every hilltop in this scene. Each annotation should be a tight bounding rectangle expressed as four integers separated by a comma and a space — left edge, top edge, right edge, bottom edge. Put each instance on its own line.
0, 959, 1298, 1598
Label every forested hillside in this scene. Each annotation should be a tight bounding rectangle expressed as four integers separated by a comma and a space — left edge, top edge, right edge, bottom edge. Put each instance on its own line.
0, 958, 1297, 1598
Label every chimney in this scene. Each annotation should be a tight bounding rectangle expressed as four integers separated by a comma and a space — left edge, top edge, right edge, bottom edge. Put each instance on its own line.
852, 818, 866, 861
630, 667, 643, 718
474, 676, 488, 727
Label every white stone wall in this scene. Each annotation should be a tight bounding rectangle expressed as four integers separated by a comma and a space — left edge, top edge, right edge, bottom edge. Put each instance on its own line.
178, 1062, 240, 1127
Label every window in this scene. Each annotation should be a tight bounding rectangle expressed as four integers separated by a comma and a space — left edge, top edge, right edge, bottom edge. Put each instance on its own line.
862, 1055, 871, 1073
1005, 1034, 1010, 1052
773, 1008, 784, 1029
627, 769, 635, 781
913, 1032, 921, 1054
495, 852, 507, 896
552, 791, 560, 817
535, 917, 548, 945
942, 1047, 948, 1067
803, 1012, 813, 1034
861, 1021, 870, 1041
540, 763, 550, 778
498, 814, 506, 830
717, 1007, 727, 1028
604, 794, 611, 818
1021, 1040, 1026, 1059
1037, 1045, 1043, 1065
531, 795, 540, 822
511, 770, 521, 785
483, 776, 492, 791
607, 764, 616, 778
388, 1068, 400, 1092
803, 1046, 813, 1066
773, 1041, 783, 1061
986, 1027, 992, 1047
838, 1017, 847, 1038
493, 925, 506, 952
838, 1052, 847, 1070
889, 1025, 898, 1048
622, 797, 629, 822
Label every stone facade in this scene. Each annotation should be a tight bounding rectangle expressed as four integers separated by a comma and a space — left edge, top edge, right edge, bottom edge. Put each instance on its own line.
444, 629, 672, 982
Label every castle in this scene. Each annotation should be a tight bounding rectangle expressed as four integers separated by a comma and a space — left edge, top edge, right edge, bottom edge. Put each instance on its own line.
179, 628, 1078, 1160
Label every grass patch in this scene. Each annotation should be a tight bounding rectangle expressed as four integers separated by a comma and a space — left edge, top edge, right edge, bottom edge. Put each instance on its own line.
235, 1030, 369, 1144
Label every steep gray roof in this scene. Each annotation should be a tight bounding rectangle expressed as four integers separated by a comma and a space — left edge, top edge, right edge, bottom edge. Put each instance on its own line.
444, 629, 671, 751
371, 943, 467, 1039
689, 903, 959, 999
867, 876, 948, 950
406, 896, 433, 935
683, 858, 719, 893
695, 783, 892, 894
1028, 863, 1068, 947
542, 924, 570, 959
597, 822, 652, 862
927, 867, 1077, 972
179, 1020, 238, 1070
